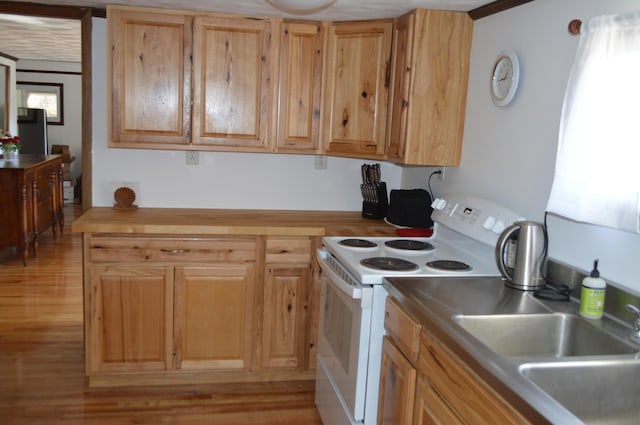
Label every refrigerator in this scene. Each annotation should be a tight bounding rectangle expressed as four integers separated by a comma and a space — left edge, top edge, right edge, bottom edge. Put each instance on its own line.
17, 108, 48, 155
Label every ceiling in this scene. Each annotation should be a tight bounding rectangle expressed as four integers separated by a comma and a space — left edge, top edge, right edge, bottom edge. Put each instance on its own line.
0, 14, 80, 62
0, 0, 497, 63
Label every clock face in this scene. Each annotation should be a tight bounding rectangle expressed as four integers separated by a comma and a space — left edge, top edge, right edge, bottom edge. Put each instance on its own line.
491, 51, 519, 106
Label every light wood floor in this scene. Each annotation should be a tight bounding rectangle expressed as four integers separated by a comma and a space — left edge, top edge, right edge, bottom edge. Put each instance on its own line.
0, 205, 323, 425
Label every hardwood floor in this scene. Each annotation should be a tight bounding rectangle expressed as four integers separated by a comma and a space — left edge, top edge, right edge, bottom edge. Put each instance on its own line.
0, 205, 322, 425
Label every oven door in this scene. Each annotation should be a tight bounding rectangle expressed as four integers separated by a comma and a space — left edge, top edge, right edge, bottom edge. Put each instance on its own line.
316, 250, 373, 423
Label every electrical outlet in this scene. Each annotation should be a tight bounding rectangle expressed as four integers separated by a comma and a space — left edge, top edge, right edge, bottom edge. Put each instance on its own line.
314, 155, 327, 170
439, 167, 446, 180
186, 151, 199, 165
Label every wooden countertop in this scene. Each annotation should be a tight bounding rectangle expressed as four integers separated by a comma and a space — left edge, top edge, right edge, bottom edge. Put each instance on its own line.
72, 207, 398, 237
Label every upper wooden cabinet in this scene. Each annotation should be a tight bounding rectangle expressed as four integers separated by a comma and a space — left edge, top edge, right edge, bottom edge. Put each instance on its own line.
386, 9, 472, 166
107, 6, 472, 164
108, 6, 275, 152
192, 16, 275, 150
323, 20, 393, 159
109, 8, 192, 147
275, 21, 324, 153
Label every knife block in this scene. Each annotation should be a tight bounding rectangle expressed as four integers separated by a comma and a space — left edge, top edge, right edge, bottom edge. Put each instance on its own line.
362, 182, 388, 219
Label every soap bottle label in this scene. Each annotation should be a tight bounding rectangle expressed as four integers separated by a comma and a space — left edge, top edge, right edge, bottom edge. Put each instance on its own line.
579, 287, 605, 318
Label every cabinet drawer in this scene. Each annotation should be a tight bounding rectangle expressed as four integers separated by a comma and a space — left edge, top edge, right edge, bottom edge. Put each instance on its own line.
384, 297, 421, 363
265, 237, 311, 264
88, 236, 256, 264
418, 331, 530, 425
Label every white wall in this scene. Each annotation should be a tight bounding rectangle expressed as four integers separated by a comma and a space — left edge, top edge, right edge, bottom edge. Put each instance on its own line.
404, 0, 640, 293
91, 18, 402, 210
92, 2, 640, 292
16, 60, 82, 180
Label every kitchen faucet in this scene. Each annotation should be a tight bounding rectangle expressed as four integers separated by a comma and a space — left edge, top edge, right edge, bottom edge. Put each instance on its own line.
624, 304, 640, 343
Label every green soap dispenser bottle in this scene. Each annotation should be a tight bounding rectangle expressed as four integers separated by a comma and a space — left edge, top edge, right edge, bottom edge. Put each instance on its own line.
579, 260, 606, 319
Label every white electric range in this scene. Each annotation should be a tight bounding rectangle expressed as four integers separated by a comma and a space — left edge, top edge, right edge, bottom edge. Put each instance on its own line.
315, 195, 523, 425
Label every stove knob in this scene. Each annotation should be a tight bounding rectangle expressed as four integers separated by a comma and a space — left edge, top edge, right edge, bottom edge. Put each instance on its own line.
483, 216, 496, 230
492, 220, 506, 233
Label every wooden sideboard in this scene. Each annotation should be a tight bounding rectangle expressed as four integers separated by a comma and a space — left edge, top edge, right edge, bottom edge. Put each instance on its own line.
0, 154, 64, 264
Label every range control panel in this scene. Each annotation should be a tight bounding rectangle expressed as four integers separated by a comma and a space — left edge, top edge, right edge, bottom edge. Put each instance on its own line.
431, 195, 525, 246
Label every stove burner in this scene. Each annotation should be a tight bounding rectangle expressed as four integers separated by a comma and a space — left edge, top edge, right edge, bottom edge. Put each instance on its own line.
361, 257, 419, 271
385, 239, 434, 251
339, 238, 377, 248
426, 260, 472, 271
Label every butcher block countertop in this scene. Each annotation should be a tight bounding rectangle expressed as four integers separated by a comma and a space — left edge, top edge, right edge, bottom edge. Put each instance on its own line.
72, 207, 398, 237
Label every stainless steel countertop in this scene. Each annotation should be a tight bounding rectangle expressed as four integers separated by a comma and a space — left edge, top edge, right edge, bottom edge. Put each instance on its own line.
383, 276, 640, 425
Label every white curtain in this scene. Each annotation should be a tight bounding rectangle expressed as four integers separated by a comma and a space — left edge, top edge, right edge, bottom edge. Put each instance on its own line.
546, 13, 640, 233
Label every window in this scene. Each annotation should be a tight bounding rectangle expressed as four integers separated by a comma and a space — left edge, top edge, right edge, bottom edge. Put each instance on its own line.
546, 13, 640, 233
16, 82, 64, 125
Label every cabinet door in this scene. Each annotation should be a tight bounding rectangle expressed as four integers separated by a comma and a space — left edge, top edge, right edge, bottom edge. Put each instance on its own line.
174, 265, 256, 370
323, 20, 392, 159
192, 16, 274, 150
419, 332, 531, 425
385, 12, 413, 162
378, 337, 417, 425
387, 9, 472, 166
413, 375, 463, 425
262, 265, 310, 368
109, 8, 192, 146
87, 265, 174, 374
276, 21, 324, 153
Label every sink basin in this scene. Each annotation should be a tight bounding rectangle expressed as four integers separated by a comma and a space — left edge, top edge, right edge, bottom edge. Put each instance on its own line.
453, 313, 638, 357
520, 361, 640, 424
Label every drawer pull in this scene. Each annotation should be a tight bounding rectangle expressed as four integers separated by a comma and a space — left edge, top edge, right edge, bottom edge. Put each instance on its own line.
160, 248, 191, 254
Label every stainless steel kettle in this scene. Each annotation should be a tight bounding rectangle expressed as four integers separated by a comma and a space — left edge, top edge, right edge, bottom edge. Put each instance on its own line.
495, 221, 547, 290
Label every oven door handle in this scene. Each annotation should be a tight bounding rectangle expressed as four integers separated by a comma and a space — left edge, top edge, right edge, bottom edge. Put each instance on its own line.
318, 252, 365, 299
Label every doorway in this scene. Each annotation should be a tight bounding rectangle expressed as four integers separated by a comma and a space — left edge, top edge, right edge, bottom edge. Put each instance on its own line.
0, 4, 96, 211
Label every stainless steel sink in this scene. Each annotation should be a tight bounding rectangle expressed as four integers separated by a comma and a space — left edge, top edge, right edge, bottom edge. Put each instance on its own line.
520, 360, 640, 424
452, 313, 638, 357
385, 276, 640, 424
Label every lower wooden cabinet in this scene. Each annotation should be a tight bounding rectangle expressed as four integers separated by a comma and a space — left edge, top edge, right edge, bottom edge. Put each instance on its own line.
261, 236, 313, 369
174, 265, 256, 371
418, 331, 531, 425
412, 374, 463, 425
262, 265, 310, 368
378, 336, 417, 425
380, 297, 531, 425
83, 234, 317, 386
87, 265, 174, 374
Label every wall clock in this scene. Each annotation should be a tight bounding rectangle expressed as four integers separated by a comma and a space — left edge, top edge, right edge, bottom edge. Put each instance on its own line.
490, 50, 520, 107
